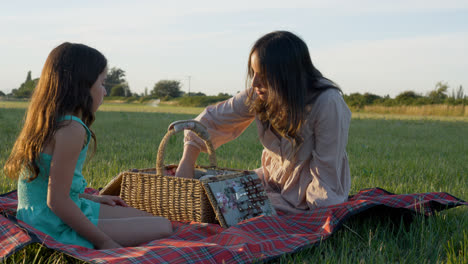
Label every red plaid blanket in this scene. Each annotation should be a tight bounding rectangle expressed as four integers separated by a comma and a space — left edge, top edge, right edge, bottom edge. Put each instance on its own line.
1, 188, 466, 263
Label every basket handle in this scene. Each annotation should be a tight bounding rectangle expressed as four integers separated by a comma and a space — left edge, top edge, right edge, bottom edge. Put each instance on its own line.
156, 120, 217, 176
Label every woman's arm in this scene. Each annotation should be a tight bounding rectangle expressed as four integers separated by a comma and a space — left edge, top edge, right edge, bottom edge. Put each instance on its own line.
176, 90, 255, 178
175, 144, 202, 178
306, 90, 352, 208
47, 122, 120, 249
184, 89, 255, 151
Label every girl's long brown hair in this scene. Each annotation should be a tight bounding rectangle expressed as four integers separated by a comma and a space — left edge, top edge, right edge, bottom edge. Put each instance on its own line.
246, 31, 340, 147
4, 42, 107, 181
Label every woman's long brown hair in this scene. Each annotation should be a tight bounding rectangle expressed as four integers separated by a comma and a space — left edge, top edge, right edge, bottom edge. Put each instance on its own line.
4, 42, 107, 181
246, 31, 340, 147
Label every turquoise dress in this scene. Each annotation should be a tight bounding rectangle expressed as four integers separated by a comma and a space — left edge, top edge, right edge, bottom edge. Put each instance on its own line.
17, 115, 101, 248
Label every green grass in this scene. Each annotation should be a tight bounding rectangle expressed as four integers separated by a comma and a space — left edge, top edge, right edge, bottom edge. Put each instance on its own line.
1, 102, 467, 263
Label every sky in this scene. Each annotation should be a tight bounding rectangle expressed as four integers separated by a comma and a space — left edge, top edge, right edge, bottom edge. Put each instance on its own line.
1, 0, 467, 98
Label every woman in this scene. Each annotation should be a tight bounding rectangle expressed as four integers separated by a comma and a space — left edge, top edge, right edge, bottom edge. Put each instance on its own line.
176, 31, 351, 214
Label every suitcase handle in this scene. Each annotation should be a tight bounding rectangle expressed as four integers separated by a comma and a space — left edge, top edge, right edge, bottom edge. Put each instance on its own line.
156, 120, 217, 176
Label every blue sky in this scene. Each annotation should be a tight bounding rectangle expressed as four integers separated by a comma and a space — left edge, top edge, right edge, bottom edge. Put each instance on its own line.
1, 0, 467, 97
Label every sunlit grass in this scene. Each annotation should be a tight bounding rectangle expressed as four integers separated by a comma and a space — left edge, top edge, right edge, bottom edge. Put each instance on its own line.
0, 100, 204, 114
1, 101, 467, 263
0, 101, 29, 109
360, 104, 468, 117
353, 112, 468, 122
99, 102, 204, 115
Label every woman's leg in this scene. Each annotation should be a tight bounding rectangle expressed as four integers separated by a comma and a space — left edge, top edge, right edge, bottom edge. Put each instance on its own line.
98, 204, 173, 246
98, 217, 172, 247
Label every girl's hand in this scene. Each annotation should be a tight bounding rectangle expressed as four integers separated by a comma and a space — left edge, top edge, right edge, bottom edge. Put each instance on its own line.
89, 195, 129, 207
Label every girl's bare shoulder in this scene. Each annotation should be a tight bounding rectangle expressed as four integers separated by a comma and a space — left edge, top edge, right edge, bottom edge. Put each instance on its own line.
42, 120, 86, 155
55, 120, 86, 143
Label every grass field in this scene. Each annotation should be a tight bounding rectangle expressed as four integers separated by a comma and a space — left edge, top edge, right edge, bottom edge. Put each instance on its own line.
0, 102, 467, 263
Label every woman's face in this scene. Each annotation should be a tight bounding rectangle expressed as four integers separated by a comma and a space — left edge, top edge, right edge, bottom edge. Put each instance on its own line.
90, 67, 108, 112
250, 52, 268, 101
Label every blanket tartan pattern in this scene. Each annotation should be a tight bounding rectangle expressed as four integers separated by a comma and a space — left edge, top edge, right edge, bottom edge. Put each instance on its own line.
0, 187, 466, 263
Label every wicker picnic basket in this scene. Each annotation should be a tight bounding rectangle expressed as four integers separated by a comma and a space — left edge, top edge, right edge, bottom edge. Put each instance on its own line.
99, 120, 263, 226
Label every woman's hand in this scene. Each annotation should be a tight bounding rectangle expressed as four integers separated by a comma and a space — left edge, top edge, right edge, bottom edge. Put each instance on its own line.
85, 194, 129, 207
175, 145, 200, 178
175, 160, 195, 179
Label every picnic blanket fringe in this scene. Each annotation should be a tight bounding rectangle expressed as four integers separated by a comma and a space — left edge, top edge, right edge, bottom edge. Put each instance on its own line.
1, 187, 466, 264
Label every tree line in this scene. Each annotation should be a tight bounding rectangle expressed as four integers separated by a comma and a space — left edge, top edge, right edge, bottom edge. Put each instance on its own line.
4, 68, 134, 98
1, 67, 226, 100
344, 82, 466, 109
1, 69, 466, 108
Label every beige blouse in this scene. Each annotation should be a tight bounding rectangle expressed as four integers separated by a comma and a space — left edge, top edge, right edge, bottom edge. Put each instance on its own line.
185, 81, 352, 214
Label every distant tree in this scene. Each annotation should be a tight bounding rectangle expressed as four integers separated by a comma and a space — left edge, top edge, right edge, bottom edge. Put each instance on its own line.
110, 84, 126, 97
428, 82, 448, 103
104, 67, 131, 96
26, 71, 32, 82
373, 94, 396, 106
217, 92, 231, 97
456, 85, 464, 100
362, 93, 382, 105
122, 83, 131, 97
151, 80, 183, 99
12, 71, 39, 98
0, 90, 5, 96
343, 93, 366, 108
395, 90, 421, 105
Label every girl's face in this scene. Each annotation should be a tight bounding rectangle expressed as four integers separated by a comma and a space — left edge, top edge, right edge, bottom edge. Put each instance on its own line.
90, 68, 107, 112
250, 52, 268, 101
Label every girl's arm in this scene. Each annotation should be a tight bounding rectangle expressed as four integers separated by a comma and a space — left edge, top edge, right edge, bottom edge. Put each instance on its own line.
47, 122, 120, 249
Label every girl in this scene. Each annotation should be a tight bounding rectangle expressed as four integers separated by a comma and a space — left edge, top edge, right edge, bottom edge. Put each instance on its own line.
176, 31, 352, 214
4, 42, 172, 249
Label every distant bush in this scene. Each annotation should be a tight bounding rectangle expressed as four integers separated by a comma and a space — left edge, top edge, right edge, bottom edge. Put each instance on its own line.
110, 84, 128, 97
343, 82, 467, 110
102, 94, 233, 107
343, 93, 382, 109
104, 96, 141, 103
151, 80, 183, 99
176, 95, 231, 107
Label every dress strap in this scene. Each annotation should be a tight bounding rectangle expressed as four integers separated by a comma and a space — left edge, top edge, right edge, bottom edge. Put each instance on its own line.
57, 115, 91, 145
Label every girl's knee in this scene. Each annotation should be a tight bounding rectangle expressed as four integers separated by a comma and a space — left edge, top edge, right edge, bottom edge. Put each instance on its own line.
154, 217, 173, 237
162, 217, 173, 236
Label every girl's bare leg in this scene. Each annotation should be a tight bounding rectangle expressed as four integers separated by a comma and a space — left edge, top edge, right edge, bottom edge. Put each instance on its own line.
99, 204, 153, 219
98, 217, 172, 247
98, 204, 173, 247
